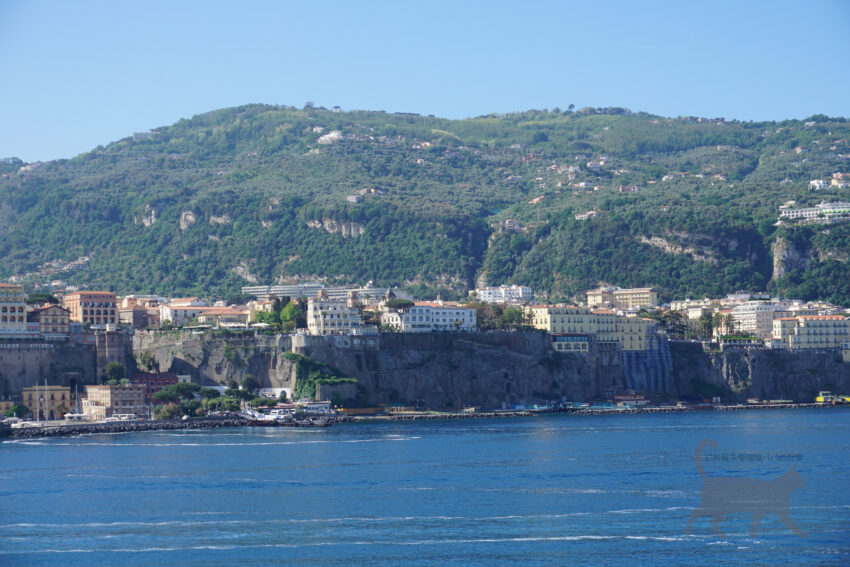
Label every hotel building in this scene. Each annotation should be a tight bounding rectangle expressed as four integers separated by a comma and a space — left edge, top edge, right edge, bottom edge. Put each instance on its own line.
63, 291, 118, 325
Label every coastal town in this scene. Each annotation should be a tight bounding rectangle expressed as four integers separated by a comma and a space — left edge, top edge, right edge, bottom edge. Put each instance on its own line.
2, 277, 850, 434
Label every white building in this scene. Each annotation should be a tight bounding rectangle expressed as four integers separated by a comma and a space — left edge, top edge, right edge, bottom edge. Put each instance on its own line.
779, 201, 850, 224
159, 297, 209, 326
473, 285, 533, 304
242, 281, 410, 305
381, 301, 477, 332
307, 291, 374, 335
771, 315, 850, 350
730, 301, 793, 338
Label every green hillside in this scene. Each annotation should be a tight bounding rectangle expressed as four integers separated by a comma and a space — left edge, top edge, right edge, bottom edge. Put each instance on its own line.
2, 104, 849, 303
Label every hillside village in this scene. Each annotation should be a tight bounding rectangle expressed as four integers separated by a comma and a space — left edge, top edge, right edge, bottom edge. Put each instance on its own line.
3, 276, 850, 423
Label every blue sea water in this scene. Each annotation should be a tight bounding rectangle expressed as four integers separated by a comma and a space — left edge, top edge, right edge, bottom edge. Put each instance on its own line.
1, 409, 849, 566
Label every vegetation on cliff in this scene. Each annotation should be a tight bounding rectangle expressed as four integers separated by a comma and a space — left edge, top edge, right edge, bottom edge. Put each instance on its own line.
284, 352, 357, 401
2, 104, 849, 302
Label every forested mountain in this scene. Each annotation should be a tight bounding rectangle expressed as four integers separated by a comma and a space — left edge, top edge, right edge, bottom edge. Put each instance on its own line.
2, 104, 850, 304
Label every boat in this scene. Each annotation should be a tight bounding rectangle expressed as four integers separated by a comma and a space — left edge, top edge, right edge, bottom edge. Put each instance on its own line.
815, 391, 836, 404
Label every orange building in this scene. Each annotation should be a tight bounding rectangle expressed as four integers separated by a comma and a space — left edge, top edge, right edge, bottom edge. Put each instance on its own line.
63, 291, 118, 325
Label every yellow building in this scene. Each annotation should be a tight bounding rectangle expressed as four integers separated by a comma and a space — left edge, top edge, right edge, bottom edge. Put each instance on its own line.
525, 305, 657, 351
0, 283, 28, 338
82, 384, 148, 421
22, 385, 72, 420
613, 288, 658, 310
586, 287, 658, 309
772, 315, 850, 350
196, 307, 251, 328
28, 304, 70, 338
63, 291, 118, 325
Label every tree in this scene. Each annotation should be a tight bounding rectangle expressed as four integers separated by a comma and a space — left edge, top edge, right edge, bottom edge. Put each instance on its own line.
199, 387, 221, 399
386, 299, 414, 310
172, 382, 201, 399
279, 301, 299, 325
227, 294, 256, 305
154, 403, 181, 420
241, 374, 261, 393
152, 388, 180, 404
104, 362, 125, 383
152, 382, 200, 404
225, 388, 256, 401
5, 405, 29, 418
500, 306, 532, 330
250, 397, 275, 408
179, 399, 202, 417
697, 311, 714, 338
26, 292, 59, 305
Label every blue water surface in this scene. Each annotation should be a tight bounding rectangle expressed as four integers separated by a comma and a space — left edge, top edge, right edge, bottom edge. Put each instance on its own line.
1, 409, 849, 566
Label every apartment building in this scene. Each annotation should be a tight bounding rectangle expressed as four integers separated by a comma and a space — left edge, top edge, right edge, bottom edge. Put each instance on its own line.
586, 287, 658, 310
473, 285, 533, 304
196, 307, 251, 328
63, 291, 118, 325
307, 291, 371, 335
22, 385, 72, 420
82, 384, 148, 421
730, 302, 792, 338
380, 301, 477, 333
159, 297, 208, 326
27, 304, 70, 339
0, 283, 28, 338
771, 315, 850, 350
779, 201, 850, 223
132, 372, 179, 401
524, 305, 657, 351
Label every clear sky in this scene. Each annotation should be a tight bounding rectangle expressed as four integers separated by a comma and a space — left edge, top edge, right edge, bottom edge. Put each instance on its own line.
2, 0, 849, 162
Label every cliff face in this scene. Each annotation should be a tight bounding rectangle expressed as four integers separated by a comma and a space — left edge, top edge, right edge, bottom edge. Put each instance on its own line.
294, 332, 626, 408
133, 332, 298, 388
134, 331, 628, 407
670, 342, 850, 401
772, 236, 812, 279
131, 332, 850, 406
0, 343, 97, 396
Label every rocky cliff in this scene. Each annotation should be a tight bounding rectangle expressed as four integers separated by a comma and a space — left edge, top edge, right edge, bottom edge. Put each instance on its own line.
134, 331, 628, 408
130, 332, 850, 407
772, 235, 812, 279
133, 332, 297, 388
669, 342, 850, 401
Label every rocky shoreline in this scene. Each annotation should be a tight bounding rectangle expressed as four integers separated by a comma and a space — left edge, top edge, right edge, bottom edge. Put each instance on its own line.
7, 415, 342, 439
362, 402, 848, 421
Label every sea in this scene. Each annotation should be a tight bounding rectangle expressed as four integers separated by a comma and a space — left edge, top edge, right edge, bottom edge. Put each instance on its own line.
1, 409, 849, 566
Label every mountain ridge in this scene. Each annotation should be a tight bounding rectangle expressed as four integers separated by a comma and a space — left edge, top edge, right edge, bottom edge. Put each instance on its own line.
2, 104, 850, 304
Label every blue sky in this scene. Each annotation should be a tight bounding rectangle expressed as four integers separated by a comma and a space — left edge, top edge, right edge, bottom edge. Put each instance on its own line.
2, 0, 848, 162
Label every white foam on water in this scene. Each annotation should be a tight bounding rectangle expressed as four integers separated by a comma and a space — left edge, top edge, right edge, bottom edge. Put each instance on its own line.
32, 435, 423, 447
3, 533, 708, 554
